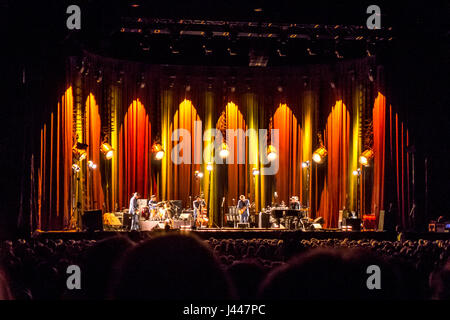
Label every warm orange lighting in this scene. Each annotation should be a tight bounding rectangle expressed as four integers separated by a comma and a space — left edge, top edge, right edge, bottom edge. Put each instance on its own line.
252, 168, 260, 176
312, 146, 327, 164
219, 142, 229, 158
72, 147, 87, 161
206, 162, 213, 172
194, 170, 204, 179
359, 149, 374, 166
267, 144, 277, 161
100, 142, 114, 160
152, 143, 165, 160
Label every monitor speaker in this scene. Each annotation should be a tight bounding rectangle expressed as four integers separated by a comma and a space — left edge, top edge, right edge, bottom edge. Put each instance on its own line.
83, 210, 103, 232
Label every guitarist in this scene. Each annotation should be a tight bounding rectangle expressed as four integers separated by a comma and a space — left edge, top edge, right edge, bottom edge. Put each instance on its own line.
237, 195, 250, 223
193, 196, 206, 229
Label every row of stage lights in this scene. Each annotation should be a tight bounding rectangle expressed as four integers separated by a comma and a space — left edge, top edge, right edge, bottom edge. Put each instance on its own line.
305, 145, 374, 168
73, 139, 372, 173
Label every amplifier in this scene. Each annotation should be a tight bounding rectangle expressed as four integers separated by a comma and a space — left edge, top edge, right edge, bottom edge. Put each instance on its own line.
122, 213, 132, 229
343, 218, 361, 231
83, 210, 103, 232
237, 222, 250, 228
258, 212, 271, 228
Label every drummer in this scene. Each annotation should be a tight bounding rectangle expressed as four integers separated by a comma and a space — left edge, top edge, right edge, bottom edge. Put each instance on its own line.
148, 195, 159, 211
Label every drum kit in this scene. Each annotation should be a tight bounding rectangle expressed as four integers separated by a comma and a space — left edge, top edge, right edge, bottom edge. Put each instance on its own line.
141, 200, 177, 221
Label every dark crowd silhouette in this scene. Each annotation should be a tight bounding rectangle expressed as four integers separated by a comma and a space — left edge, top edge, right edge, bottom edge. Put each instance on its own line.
0, 234, 449, 300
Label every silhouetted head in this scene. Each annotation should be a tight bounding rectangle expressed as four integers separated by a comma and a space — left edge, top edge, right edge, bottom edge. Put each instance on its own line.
81, 236, 134, 299
110, 234, 234, 300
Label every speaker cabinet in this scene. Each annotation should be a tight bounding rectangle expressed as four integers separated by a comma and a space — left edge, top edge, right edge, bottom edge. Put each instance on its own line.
83, 210, 103, 232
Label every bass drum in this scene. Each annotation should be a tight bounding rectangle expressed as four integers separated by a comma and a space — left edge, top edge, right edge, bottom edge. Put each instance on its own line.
140, 207, 150, 220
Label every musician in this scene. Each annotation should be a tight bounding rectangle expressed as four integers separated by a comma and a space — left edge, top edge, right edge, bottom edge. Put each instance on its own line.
193, 196, 206, 228
237, 195, 250, 223
148, 195, 159, 210
129, 192, 140, 231
289, 196, 301, 210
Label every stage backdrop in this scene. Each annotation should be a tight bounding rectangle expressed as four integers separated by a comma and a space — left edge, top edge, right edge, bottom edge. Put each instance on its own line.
32, 51, 412, 230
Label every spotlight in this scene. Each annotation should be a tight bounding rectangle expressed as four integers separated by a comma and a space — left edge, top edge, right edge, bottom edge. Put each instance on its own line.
206, 162, 213, 172
194, 170, 204, 179
302, 160, 310, 168
312, 146, 327, 164
152, 143, 165, 160
252, 168, 260, 176
88, 161, 97, 169
267, 145, 277, 161
72, 164, 80, 172
352, 168, 361, 176
219, 142, 229, 158
100, 142, 114, 160
72, 147, 87, 161
96, 70, 103, 83
139, 73, 145, 88
359, 149, 374, 166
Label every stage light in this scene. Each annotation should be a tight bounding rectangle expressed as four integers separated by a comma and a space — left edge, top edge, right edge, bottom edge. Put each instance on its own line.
194, 170, 204, 179
312, 146, 327, 164
206, 162, 213, 172
72, 164, 80, 172
100, 143, 114, 160
302, 160, 310, 168
252, 168, 260, 176
359, 149, 374, 166
267, 145, 277, 161
152, 143, 165, 160
72, 147, 87, 161
219, 142, 229, 158
88, 161, 97, 169
352, 168, 361, 176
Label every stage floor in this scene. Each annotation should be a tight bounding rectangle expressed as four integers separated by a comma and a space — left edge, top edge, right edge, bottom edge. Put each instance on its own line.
32, 228, 450, 241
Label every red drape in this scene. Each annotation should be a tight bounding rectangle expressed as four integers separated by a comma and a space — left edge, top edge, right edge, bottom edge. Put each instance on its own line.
117, 99, 152, 208
220, 102, 247, 204
318, 100, 350, 228
38, 87, 73, 230
272, 103, 303, 205
85, 94, 104, 210
371, 93, 386, 220
164, 99, 202, 206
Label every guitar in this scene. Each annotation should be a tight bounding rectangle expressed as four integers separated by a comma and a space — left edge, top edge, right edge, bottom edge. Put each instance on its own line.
238, 201, 250, 215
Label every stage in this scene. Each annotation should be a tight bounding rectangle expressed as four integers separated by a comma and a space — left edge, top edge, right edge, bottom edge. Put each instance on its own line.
31, 228, 450, 242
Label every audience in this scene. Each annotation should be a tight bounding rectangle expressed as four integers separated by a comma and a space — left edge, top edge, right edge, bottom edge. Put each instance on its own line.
0, 235, 448, 300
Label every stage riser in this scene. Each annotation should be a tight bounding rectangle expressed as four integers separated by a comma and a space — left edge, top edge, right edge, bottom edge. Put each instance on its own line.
28, 230, 450, 242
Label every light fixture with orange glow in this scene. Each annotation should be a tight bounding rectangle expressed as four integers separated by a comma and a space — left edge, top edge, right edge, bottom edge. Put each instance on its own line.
206, 162, 213, 172
359, 149, 374, 166
152, 143, 165, 160
72, 164, 80, 172
194, 170, 204, 179
100, 142, 114, 160
72, 142, 88, 161
219, 142, 229, 158
312, 146, 327, 164
252, 167, 260, 176
267, 145, 277, 161
88, 161, 97, 170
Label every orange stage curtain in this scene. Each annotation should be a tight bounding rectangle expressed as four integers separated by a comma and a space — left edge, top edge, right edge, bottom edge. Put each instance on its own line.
38, 87, 73, 230
272, 104, 302, 205
117, 99, 152, 208
221, 102, 247, 204
387, 106, 412, 229
371, 93, 386, 221
318, 100, 350, 228
85, 94, 104, 210
164, 99, 202, 206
